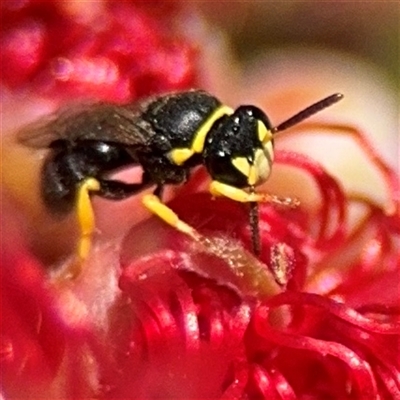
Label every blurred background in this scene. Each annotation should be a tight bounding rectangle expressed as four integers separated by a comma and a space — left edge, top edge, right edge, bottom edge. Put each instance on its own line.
198, 2, 399, 89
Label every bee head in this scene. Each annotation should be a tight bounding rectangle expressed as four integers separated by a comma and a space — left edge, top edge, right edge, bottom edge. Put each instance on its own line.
203, 105, 275, 188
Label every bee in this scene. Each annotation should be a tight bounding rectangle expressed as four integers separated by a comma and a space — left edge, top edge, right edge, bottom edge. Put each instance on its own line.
16, 89, 343, 262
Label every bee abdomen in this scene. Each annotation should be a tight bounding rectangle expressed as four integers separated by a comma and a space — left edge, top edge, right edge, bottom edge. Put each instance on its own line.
41, 150, 83, 215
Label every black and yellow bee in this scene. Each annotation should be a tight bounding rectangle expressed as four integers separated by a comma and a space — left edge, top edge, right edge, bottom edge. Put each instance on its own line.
16, 90, 343, 262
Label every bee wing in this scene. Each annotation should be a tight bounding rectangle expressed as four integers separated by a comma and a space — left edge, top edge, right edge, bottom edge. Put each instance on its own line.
17, 112, 67, 149
17, 102, 154, 149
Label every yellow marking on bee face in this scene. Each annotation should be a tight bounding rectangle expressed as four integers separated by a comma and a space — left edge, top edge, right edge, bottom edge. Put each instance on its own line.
248, 165, 258, 186
258, 120, 273, 144
255, 148, 272, 183
169, 147, 194, 166
192, 105, 234, 153
248, 149, 270, 186
232, 156, 251, 179
232, 147, 273, 186
263, 140, 274, 162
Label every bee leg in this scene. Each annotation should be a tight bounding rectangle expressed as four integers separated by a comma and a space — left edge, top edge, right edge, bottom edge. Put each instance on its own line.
76, 177, 101, 262
249, 194, 261, 256
153, 184, 165, 200
209, 181, 299, 255
61, 177, 101, 280
209, 181, 263, 254
97, 177, 153, 200
66, 177, 153, 279
209, 181, 299, 207
142, 194, 202, 242
78, 174, 153, 254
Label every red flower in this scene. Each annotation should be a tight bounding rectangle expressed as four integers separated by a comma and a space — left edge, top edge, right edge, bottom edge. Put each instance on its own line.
1, 1, 399, 399
1, 0, 196, 101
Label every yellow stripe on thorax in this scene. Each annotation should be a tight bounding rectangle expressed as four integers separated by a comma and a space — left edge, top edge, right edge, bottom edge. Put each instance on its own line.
192, 105, 233, 153
169, 105, 233, 166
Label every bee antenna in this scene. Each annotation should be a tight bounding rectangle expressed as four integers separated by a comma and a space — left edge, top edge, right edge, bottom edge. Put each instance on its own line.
272, 93, 343, 134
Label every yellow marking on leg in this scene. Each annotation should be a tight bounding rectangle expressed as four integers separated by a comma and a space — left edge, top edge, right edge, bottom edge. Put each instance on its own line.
76, 178, 101, 261
209, 181, 299, 207
142, 194, 202, 241
210, 181, 261, 202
